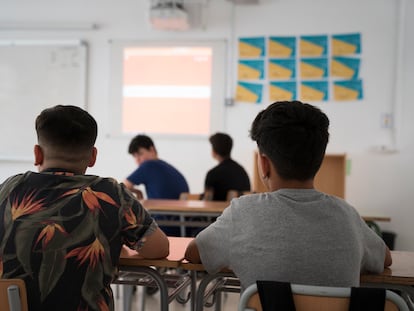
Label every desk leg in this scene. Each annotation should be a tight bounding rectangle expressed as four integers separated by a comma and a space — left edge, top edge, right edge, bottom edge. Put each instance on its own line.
190, 271, 197, 311
215, 292, 222, 311
123, 285, 133, 311
180, 215, 186, 237
195, 272, 235, 311
119, 266, 169, 311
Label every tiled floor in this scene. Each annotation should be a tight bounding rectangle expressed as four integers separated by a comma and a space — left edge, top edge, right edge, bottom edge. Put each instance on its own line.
112, 284, 240, 311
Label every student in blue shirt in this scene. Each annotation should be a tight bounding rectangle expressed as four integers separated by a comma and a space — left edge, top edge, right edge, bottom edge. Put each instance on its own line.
124, 134, 189, 236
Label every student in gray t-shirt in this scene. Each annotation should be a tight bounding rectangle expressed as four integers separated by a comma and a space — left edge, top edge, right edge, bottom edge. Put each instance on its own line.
185, 100, 392, 291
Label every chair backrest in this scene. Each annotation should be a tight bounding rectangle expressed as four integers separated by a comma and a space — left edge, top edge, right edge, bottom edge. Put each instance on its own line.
179, 192, 202, 200
180, 189, 214, 201
0, 279, 29, 311
238, 283, 409, 311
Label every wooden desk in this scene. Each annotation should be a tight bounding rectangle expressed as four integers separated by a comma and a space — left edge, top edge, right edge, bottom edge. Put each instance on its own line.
119, 236, 192, 268
142, 199, 228, 214
361, 251, 414, 286
142, 199, 229, 236
116, 237, 194, 311
357, 209, 391, 222
118, 237, 414, 311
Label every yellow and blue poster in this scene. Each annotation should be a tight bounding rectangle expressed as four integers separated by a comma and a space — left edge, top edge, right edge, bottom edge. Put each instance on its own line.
238, 60, 265, 80
331, 57, 360, 79
300, 81, 328, 101
236, 81, 263, 103
333, 79, 363, 100
300, 35, 328, 57
268, 36, 296, 58
239, 37, 266, 58
269, 81, 297, 101
332, 33, 361, 56
268, 59, 296, 79
300, 58, 328, 79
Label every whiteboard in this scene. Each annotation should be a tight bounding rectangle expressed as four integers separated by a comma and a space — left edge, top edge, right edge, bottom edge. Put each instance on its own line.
0, 40, 87, 161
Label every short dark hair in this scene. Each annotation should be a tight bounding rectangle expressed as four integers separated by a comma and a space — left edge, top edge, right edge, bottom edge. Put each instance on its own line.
128, 134, 155, 154
209, 132, 233, 158
35, 105, 97, 155
250, 101, 329, 181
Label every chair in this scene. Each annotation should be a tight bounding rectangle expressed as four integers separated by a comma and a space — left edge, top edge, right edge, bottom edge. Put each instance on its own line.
238, 283, 409, 311
180, 189, 213, 201
0, 279, 29, 311
179, 192, 203, 200
178, 190, 214, 237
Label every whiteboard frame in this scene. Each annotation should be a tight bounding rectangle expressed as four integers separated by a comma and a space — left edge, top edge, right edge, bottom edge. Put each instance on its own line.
0, 39, 88, 161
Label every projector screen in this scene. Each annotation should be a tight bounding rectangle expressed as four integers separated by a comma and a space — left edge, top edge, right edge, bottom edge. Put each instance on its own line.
109, 40, 226, 137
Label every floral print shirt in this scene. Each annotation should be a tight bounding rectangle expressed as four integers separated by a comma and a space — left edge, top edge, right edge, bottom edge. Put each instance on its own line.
0, 169, 157, 311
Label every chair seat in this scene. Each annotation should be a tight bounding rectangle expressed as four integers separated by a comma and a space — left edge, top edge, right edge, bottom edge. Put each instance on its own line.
0, 279, 29, 311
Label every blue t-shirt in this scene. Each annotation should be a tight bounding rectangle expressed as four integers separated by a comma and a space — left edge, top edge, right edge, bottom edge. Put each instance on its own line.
127, 159, 189, 199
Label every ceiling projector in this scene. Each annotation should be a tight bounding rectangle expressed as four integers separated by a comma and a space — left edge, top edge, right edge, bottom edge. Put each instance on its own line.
149, 2, 190, 31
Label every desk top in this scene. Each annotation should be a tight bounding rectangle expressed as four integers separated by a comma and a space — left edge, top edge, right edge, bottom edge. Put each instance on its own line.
360, 251, 414, 285
141, 199, 228, 213
119, 237, 193, 268
356, 209, 391, 222
141, 199, 390, 222
119, 237, 413, 285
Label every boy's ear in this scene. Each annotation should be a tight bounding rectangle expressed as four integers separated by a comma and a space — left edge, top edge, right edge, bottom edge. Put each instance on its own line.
34, 144, 44, 166
258, 152, 271, 180
88, 147, 97, 167
149, 146, 157, 156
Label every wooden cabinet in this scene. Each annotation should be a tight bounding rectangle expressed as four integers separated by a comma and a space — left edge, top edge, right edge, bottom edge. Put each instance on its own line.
253, 153, 346, 198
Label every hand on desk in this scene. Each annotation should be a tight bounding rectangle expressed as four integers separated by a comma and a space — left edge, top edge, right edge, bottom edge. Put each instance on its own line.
184, 239, 201, 263
385, 246, 392, 268
123, 227, 169, 259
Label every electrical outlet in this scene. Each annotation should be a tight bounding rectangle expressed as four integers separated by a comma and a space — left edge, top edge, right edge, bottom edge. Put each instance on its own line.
381, 113, 393, 129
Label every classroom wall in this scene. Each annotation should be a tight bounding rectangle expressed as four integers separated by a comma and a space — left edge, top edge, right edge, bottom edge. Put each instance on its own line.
0, 0, 413, 250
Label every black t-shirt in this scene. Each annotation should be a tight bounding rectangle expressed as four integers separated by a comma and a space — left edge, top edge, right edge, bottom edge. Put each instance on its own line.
205, 158, 251, 201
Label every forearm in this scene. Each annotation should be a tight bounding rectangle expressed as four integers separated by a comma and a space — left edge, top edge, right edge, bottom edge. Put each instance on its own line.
138, 227, 169, 259
384, 246, 392, 267
185, 239, 202, 263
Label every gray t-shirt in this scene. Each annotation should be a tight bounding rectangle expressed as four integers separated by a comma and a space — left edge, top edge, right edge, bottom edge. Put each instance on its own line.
195, 189, 386, 290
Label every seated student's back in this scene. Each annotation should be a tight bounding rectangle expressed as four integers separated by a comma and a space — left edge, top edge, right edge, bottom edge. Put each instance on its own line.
205, 133, 251, 201
0, 105, 169, 310
124, 134, 190, 236
185, 100, 391, 291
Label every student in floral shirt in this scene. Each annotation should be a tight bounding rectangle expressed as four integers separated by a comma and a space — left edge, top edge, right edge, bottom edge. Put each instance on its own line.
0, 105, 169, 311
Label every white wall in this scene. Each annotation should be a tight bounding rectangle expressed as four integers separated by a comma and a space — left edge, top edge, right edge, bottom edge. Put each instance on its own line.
0, 0, 413, 250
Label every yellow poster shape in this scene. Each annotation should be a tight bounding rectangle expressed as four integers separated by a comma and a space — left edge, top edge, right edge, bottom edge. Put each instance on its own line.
332, 38, 358, 56
333, 84, 359, 100
268, 62, 293, 79
239, 41, 262, 58
236, 84, 259, 103
300, 84, 325, 101
268, 41, 293, 58
238, 63, 262, 80
300, 62, 325, 79
331, 59, 355, 79
269, 85, 294, 101
300, 40, 324, 57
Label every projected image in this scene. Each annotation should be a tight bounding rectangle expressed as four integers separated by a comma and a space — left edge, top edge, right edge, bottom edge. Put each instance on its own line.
123, 46, 212, 135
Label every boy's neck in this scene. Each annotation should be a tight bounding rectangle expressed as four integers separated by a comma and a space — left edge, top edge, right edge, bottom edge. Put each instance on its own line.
267, 177, 314, 192
38, 161, 87, 175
